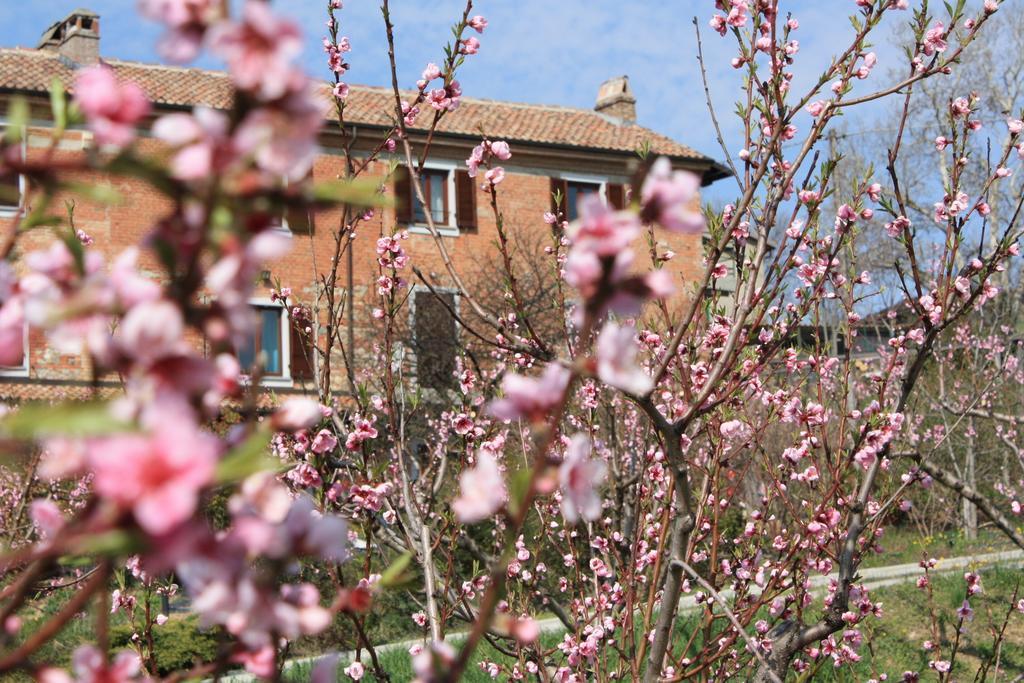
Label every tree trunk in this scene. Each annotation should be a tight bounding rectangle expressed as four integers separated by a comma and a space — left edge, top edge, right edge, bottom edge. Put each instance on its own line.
962, 428, 978, 540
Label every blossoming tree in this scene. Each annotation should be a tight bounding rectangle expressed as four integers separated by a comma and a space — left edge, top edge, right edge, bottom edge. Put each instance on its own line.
1, 0, 1023, 681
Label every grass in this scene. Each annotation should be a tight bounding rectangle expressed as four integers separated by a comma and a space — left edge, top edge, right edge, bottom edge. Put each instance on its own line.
859, 526, 1015, 569
809, 565, 1024, 681
7, 533, 1021, 681
281, 566, 1024, 681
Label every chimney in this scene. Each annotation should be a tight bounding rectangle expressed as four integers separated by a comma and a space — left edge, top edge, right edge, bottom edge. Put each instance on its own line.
37, 8, 100, 66
594, 75, 637, 124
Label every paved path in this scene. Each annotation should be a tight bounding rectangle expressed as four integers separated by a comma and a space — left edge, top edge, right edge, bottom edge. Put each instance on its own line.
211, 548, 1023, 682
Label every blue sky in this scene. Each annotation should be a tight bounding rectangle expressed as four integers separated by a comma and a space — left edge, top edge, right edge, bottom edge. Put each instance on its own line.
0, 1, 946, 203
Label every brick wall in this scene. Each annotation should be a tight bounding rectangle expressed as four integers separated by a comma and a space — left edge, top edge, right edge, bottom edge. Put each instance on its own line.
0, 125, 705, 400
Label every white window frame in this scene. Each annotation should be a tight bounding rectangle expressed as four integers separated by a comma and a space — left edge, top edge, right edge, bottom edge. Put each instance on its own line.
0, 321, 29, 378
241, 297, 294, 388
0, 121, 26, 218
406, 160, 460, 238
273, 178, 307, 235
408, 285, 461, 386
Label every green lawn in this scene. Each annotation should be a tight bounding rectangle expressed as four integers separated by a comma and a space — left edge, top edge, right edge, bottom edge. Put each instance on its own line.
7, 552, 1021, 681
283, 566, 1024, 681
859, 526, 1016, 569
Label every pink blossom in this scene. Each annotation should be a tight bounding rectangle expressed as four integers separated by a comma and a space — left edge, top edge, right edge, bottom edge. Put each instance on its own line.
468, 15, 488, 33
485, 166, 506, 186
806, 100, 827, 117
885, 215, 911, 238
490, 362, 571, 422
88, 422, 219, 535
58, 647, 142, 683
596, 322, 653, 395
117, 299, 185, 365
510, 616, 540, 643
208, 2, 303, 101
640, 157, 704, 234
451, 414, 474, 435
461, 37, 481, 55
345, 418, 378, 450
139, 0, 221, 63
453, 451, 507, 523
0, 296, 25, 367
30, 499, 65, 539
233, 79, 326, 181
569, 195, 642, 256
153, 108, 234, 182
923, 22, 947, 56
343, 661, 365, 680
421, 62, 442, 83
720, 419, 752, 443
272, 398, 324, 432
951, 97, 971, 117
559, 434, 607, 523
333, 82, 350, 100
233, 646, 276, 678
311, 429, 338, 454
488, 140, 512, 160
74, 66, 151, 147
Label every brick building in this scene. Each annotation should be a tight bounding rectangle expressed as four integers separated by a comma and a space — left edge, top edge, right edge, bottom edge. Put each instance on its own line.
0, 9, 727, 401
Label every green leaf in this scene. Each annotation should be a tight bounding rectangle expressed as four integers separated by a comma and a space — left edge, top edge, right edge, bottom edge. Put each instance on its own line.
0, 401, 132, 439
506, 467, 533, 518
105, 152, 181, 198
215, 429, 275, 484
49, 78, 67, 132
4, 97, 28, 143
310, 178, 392, 208
379, 551, 414, 588
64, 181, 122, 206
57, 227, 86, 276
67, 530, 143, 557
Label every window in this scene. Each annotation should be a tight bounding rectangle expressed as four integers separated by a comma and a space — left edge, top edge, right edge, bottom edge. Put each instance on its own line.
565, 181, 602, 222
412, 289, 457, 390
0, 126, 23, 213
0, 320, 29, 377
414, 169, 449, 225
233, 301, 315, 385
394, 165, 477, 234
549, 177, 626, 221
239, 306, 284, 377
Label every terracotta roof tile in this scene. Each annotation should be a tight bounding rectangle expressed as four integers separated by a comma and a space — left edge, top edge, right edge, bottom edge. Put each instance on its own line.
0, 48, 714, 164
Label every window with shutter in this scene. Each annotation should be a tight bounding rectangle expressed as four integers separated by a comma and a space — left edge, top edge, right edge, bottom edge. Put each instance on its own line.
290, 319, 315, 382
0, 323, 28, 376
238, 306, 285, 377
0, 126, 22, 212
394, 166, 412, 225
284, 205, 312, 234
606, 183, 626, 210
454, 170, 477, 232
412, 169, 450, 225
565, 181, 601, 221
413, 290, 457, 390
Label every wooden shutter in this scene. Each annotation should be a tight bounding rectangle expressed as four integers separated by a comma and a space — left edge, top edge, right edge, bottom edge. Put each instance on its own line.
394, 166, 412, 225
290, 320, 315, 382
286, 205, 312, 234
414, 290, 456, 390
550, 177, 568, 217
0, 170, 19, 210
454, 170, 477, 232
606, 183, 626, 210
